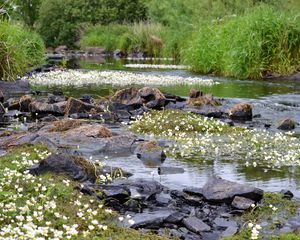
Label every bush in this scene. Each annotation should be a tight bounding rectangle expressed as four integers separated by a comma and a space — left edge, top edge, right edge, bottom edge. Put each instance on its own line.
0, 21, 45, 81
184, 6, 300, 79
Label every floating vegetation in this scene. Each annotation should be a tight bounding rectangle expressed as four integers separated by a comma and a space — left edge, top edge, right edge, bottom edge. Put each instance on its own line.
129, 110, 300, 168
124, 64, 189, 70
27, 69, 217, 87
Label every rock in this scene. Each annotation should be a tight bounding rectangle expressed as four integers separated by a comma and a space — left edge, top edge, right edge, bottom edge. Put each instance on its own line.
280, 189, 294, 200
8, 95, 32, 112
188, 176, 263, 204
231, 196, 255, 210
29, 100, 67, 116
138, 87, 166, 107
65, 97, 102, 116
187, 93, 221, 107
186, 106, 223, 118
79, 95, 94, 104
29, 154, 97, 182
129, 210, 176, 229
101, 185, 131, 201
135, 140, 166, 168
165, 211, 188, 224
277, 118, 296, 130
111, 87, 141, 105
40, 114, 58, 122
214, 217, 238, 229
221, 226, 238, 238
3, 110, 23, 118
85, 47, 105, 55
62, 124, 113, 138
0, 79, 30, 93
183, 217, 211, 233
229, 103, 252, 120
0, 90, 4, 103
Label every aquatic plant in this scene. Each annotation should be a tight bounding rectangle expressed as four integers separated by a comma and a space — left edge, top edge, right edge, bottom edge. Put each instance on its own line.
130, 110, 300, 169
0, 21, 45, 81
27, 69, 217, 87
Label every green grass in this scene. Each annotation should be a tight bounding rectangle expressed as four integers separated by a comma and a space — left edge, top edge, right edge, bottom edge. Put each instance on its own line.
0, 145, 167, 239
184, 5, 300, 79
0, 21, 45, 81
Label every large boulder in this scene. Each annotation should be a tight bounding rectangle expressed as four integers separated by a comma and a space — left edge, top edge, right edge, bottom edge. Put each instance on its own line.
29, 100, 67, 116
184, 176, 263, 204
65, 97, 103, 116
29, 154, 97, 182
63, 124, 113, 138
228, 102, 252, 120
135, 140, 166, 168
277, 118, 296, 130
111, 87, 141, 105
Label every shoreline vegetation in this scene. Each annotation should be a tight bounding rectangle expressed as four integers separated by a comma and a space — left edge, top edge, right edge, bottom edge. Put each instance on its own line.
2, 0, 300, 81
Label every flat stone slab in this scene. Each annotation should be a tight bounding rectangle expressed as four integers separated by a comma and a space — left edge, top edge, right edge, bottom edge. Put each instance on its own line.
183, 216, 211, 233
195, 176, 263, 204
231, 196, 255, 210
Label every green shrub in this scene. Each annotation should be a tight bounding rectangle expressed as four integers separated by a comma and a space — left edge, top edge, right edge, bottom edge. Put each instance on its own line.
185, 6, 300, 79
0, 21, 45, 81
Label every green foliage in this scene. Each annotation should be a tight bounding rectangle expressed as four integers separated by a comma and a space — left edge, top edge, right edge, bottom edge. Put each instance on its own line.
37, 0, 147, 48
13, 0, 41, 27
184, 6, 300, 79
81, 22, 165, 57
0, 21, 45, 81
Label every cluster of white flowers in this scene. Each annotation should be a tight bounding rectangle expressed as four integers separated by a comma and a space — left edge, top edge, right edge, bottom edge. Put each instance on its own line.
124, 64, 189, 70
248, 223, 262, 240
27, 69, 217, 87
0, 149, 111, 239
130, 110, 300, 168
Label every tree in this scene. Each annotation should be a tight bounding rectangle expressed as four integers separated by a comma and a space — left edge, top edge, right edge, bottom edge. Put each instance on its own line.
13, 0, 41, 27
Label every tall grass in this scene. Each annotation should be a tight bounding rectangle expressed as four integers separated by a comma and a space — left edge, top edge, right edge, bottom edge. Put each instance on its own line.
184, 6, 300, 79
81, 22, 168, 57
0, 21, 45, 81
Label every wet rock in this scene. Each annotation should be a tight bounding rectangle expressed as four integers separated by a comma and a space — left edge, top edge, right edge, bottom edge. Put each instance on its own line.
0, 79, 30, 93
231, 196, 255, 210
280, 189, 294, 200
229, 102, 252, 120
183, 216, 211, 233
29, 154, 97, 182
129, 210, 176, 229
138, 87, 166, 109
135, 140, 166, 168
154, 192, 172, 206
3, 110, 23, 118
195, 176, 263, 204
165, 101, 187, 110
65, 97, 102, 116
277, 118, 296, 130
187, 106, 223, 118
158, 167, 185, 175
29, 100, 67, 116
